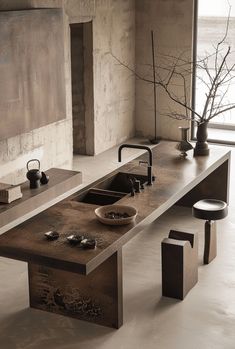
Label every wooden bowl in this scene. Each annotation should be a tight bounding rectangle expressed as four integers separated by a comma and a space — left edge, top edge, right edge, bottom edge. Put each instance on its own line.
95, 204, 137, 226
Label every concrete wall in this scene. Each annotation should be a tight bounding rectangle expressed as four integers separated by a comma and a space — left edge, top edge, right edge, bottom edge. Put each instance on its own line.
0, 0, 135, 184
0, 0, 195, 185
0, 9, 66, 140
135, 0, 194, 141
0, 0, 72, 185
93, 0, 135, 153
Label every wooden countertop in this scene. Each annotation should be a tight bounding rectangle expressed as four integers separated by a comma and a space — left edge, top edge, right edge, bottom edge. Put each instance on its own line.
0, 142, 231, 275
0, 168, 82, 231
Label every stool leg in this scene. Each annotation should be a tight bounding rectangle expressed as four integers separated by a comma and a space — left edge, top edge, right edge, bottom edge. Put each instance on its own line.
204, 220, 217, 264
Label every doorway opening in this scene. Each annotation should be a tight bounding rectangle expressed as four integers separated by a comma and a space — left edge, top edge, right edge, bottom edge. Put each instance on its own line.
70, 21, 94, 155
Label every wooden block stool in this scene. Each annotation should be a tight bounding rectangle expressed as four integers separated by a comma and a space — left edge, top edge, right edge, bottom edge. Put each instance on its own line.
161, 230, 198, 300
192, 199, 228, 264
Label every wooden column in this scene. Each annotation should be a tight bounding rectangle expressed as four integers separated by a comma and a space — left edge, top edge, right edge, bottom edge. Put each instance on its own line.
204, 220, 217, 264
28, 250, 123, 329
161, 230, 198, 300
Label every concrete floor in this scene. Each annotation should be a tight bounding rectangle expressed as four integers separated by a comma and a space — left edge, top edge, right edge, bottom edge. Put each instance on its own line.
0, 140, 235, 349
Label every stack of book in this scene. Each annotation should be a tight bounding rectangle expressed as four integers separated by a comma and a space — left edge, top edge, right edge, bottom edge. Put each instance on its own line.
0, 183, 22, 204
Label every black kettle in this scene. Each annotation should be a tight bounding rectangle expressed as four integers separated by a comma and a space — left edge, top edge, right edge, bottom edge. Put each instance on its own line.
26, 159, 42, 189
26, 159, 49, 189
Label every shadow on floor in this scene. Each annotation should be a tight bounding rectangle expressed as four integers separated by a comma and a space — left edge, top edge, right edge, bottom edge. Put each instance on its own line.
0, 308, 114, 349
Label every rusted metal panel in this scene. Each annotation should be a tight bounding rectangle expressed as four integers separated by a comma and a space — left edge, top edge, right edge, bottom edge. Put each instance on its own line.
28, 250, 123, 328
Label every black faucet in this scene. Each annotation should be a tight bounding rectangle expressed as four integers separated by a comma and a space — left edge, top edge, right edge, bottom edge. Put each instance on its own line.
118, 144, 153, 185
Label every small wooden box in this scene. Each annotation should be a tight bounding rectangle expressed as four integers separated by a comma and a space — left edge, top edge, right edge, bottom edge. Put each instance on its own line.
0, 183, 22, 204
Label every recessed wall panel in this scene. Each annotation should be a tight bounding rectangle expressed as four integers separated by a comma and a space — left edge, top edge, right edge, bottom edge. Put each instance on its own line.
0, 9, 66, 139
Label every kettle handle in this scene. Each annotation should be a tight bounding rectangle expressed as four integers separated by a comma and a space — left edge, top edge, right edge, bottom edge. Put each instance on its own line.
27, 159, 40, 171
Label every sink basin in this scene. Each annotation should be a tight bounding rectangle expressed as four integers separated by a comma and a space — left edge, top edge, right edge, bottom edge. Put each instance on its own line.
72, 171, 149, 206
73, 188, 126, 206
95, 172, 148, 193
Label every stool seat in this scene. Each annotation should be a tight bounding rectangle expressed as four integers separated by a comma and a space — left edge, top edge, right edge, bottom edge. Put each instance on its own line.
192, 199, 228, 221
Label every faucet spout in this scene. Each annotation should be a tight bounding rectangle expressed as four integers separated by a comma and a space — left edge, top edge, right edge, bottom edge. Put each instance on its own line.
118, 143, 153, 185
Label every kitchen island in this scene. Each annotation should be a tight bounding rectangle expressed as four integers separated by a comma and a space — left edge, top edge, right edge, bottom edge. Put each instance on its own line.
0, 141, 231, 328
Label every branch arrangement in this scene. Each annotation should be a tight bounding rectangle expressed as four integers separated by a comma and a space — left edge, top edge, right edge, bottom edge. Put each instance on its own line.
111, 6, 235, 125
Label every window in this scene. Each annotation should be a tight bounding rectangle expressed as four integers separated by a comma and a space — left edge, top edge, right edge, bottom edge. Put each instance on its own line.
193, 0, 235, 144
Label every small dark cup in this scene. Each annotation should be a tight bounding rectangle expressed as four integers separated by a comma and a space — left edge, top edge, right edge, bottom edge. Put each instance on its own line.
80, 238, 97, 249
44, 231, 59, 240
67, 234, 84, 245
40, 172, 49, 185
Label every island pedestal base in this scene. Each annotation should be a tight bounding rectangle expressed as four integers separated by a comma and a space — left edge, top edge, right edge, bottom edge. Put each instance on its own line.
28, 250, 123, 328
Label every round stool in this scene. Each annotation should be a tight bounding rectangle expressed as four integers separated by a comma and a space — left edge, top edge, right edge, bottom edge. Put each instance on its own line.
192, 199, 228, 264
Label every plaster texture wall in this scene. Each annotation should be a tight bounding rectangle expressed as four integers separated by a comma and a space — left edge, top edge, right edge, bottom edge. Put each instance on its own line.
0, 9, 66, 140
0, 0, 136, 184
0, 0, 72, 185
135, 0, 194, 141
93, 0, 135, 153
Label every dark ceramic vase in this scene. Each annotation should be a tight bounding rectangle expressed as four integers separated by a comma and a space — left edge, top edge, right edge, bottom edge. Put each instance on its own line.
193, 122, 209, 156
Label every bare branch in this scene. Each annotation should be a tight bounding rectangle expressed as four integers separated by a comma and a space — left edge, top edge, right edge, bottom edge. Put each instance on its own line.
110, 10, 235, 126
208, 103, 235, 120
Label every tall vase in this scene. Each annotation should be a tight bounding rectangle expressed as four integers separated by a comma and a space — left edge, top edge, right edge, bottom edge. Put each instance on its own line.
176, 127, 193, 157
193, 121, 209, 156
